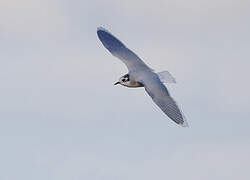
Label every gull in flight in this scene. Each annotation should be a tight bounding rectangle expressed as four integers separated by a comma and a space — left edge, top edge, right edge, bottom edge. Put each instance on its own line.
97, 27, 188, 127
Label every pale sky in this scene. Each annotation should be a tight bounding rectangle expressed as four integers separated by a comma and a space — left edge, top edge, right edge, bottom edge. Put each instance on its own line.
0, 0, 250, 180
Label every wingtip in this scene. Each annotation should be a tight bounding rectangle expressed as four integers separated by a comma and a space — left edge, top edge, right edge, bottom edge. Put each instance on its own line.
180, 120, 189, 127
180, 113, 189, 127
97, 27, 108, 33
97, 27, 112, 39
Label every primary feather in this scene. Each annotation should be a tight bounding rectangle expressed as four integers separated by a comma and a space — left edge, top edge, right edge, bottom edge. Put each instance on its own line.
97, 27, 150, 72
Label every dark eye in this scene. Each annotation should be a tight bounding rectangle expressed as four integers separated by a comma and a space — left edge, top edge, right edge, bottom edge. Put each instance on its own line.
122, 79, 126, 82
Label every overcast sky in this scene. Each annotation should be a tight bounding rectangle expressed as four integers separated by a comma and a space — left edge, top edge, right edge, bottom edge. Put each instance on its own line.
1, 0, 250, 180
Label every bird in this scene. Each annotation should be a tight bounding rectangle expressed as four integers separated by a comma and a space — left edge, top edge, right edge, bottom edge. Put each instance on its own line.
97, 27, 188, 127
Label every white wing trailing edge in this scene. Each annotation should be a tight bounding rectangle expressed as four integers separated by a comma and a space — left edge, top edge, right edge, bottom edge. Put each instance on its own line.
157, 71, 176, 83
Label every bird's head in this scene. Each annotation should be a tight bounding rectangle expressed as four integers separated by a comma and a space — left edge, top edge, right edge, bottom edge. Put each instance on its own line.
114, 74, 130, 86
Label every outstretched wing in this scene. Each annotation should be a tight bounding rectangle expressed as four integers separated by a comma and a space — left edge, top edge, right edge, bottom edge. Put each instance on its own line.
143, 76, 188, 127
97, 27, 151, 72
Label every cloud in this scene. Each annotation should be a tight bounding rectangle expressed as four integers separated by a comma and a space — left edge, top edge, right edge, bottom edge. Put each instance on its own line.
167, 142, 250, 180
0, 1, 250, 180
96, 0, 249, 26
25, 140, 250, 180
129, 141, 250, 180
0, 0, 68, 36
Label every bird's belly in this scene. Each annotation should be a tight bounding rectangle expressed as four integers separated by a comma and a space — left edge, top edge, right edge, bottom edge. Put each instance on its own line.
123, 81, 144, 88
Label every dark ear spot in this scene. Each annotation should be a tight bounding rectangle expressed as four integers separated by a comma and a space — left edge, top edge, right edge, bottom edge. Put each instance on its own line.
124, 74, 129, 81
124, 74, 128, 78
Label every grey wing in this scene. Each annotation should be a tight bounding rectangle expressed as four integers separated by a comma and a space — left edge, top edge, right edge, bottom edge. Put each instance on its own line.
144, 77, 188, 127
97, 27, 151, 72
